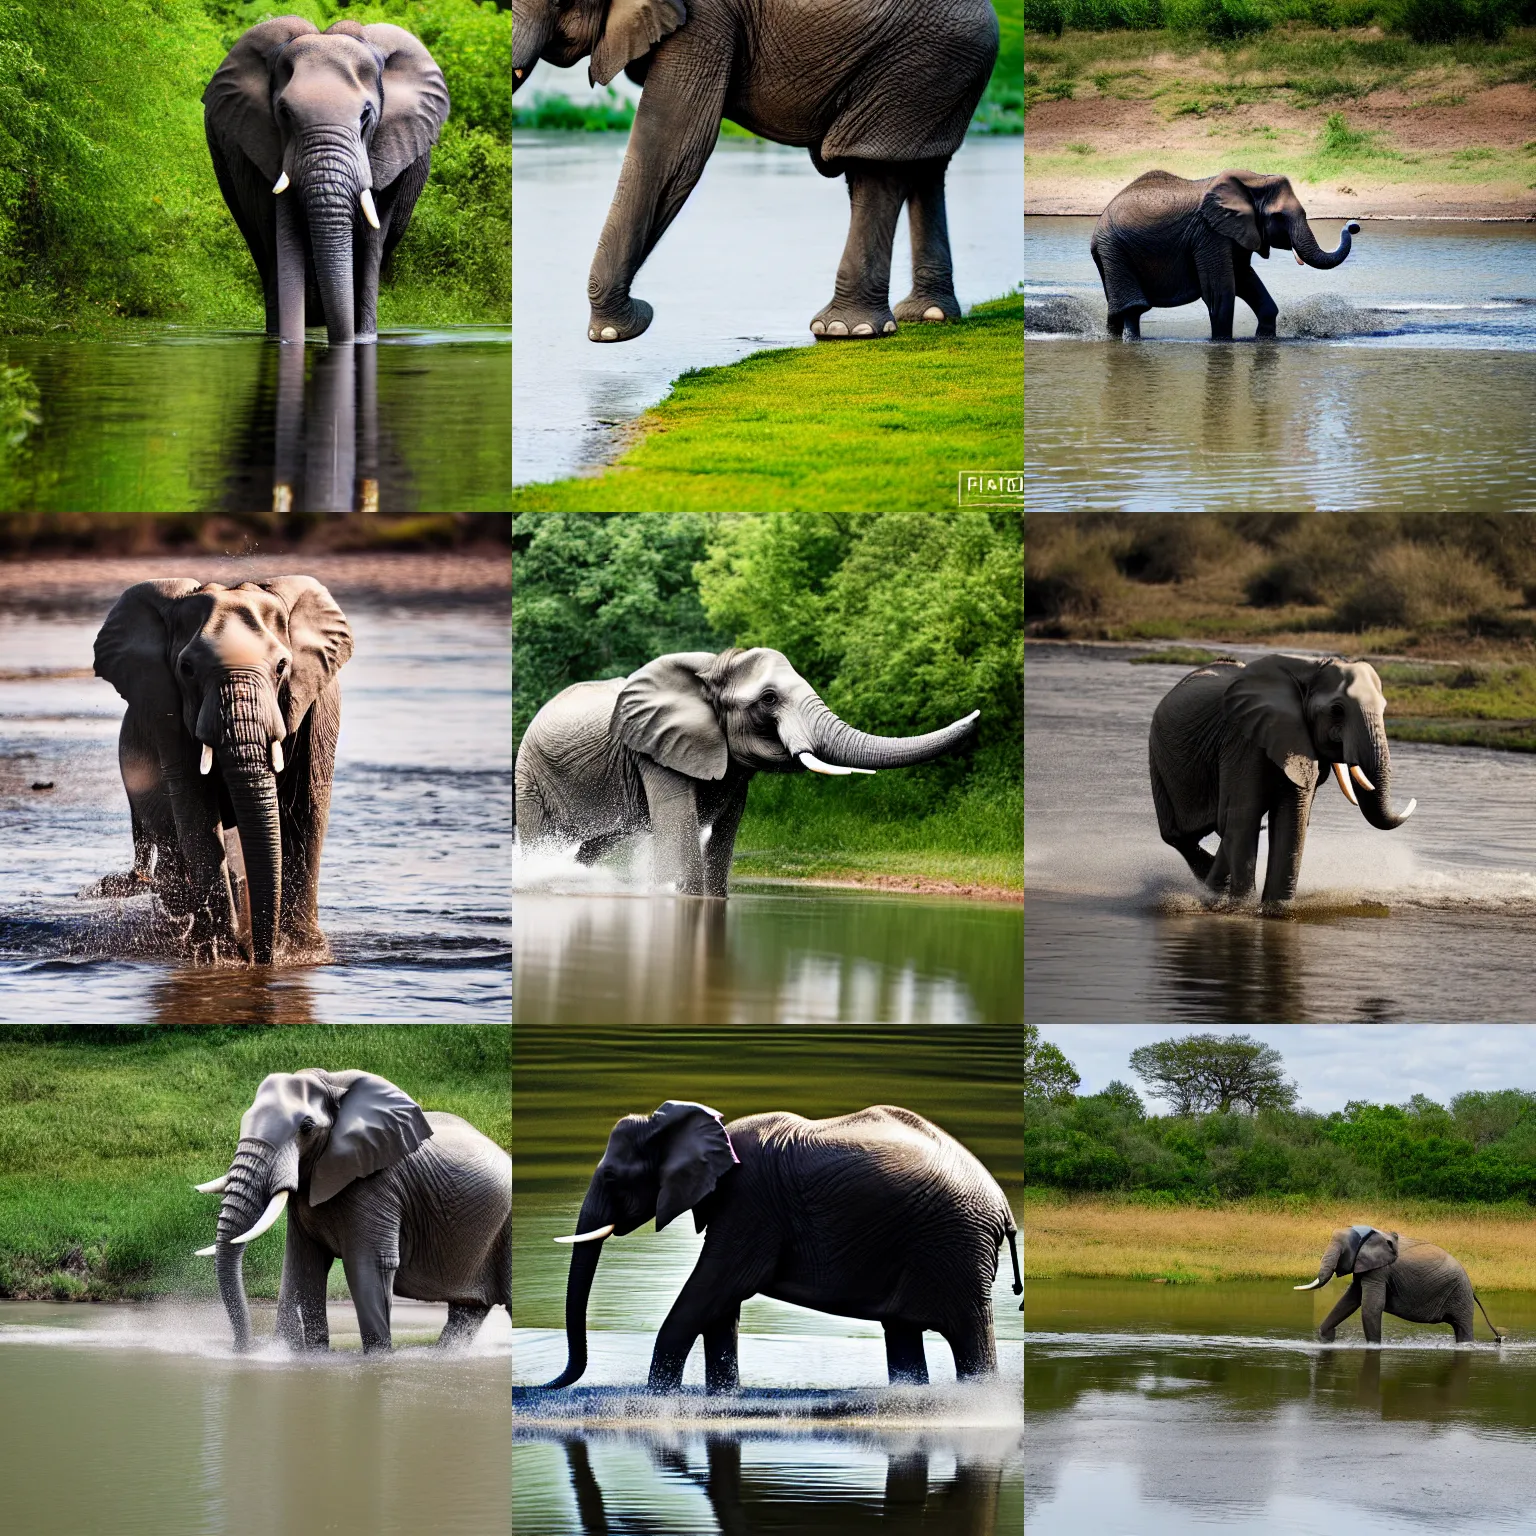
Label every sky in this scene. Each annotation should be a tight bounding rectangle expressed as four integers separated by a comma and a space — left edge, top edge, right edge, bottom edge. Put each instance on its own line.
1038, 1025, 1536, 1114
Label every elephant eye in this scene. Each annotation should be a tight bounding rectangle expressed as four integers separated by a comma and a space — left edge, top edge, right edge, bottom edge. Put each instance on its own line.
179, 659, 193, 678
300, 1116, 315, 1133
759, 689, 778, 708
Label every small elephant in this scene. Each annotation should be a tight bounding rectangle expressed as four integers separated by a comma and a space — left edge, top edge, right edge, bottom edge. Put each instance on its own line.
511, 0, 998, 343
1148, 654, 1416, 904
514, 647, 979, 897
196, 1070, 511, 1353
1092, 169, 1360, 339
541, 1100, 1021, 1392
1296, 1225, 1502, 1345
93, 578, 354, 964
204, 18, 450, 346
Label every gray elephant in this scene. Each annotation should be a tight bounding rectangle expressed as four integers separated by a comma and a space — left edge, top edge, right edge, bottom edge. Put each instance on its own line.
1296, 1225, 1503, 1344
93, 577, 354, 965
196, 1069, 511, 1353
540, 1100, 1021, 1391
514, 647, 979, 897
511, 0, 998, 342
204, 18, 450, 346
1092, 169, 1360, 339
1148, 654, 1416, 904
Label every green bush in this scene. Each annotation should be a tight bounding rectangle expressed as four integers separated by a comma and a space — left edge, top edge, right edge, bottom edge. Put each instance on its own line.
1333, 542, 1514, 630
1165, 0, 1274, 37
1392, 0, 1517, 39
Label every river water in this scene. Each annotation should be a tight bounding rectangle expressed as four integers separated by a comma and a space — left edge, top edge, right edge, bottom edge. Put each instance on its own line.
1027, 1279, 1536, 1534
513, 133, 1025, 484
0, 603, 511, 1023
0, 329, 511, 512
1024, 218, 1536, 511
0, 1299, 511, 1535
1026, 642, 1536, 1023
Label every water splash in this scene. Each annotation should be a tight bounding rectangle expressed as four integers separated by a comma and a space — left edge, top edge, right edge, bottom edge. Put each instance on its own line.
1280, 295, 1401, 339
1025, 294, 1105, 338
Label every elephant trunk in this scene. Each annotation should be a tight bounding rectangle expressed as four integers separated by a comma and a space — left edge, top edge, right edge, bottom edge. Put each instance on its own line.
511, 9, 549, 94
800, 697, 980, 771
1301, 1238, 1343, 1290
542, 1187, 611, 1389
214, 676, 283, 964
1352, 716, 1415, 831
296, 132, 366, 344
213, 1139, 276, 1351
1289, 212, 1356, 270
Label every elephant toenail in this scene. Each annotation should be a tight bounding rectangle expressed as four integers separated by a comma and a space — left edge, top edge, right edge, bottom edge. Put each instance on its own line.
589, 329, 598, 339
827, 321, 848, 336
811, 320, 826, 334
923, 306, 945, 321
883, 320, 897, 333
600, 326, 618, 340
852, 323, 873, 336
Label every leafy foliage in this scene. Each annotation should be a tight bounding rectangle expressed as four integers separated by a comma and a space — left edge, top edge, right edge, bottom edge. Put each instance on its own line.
1129, 1033, 1300, 1114
1026, 1024, 1082, 1101
1024, 0, 1536, 34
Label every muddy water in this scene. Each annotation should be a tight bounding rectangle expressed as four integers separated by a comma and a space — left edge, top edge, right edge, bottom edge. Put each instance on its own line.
0, 605, 511, 1023
1026, 643, 1536, 1023
1026, 1279, 1536, 1534
0, 1299, 511, 1535
1024, 218, 1536, 511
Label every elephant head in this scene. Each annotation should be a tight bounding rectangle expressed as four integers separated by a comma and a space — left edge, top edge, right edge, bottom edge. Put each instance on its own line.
512, 0, 687, 92
195, 1070, 432, 1350
1296, 1224, 1399, 1290
94, 578, 353, 963
543, 1101, 739, 1388
615, 648, 980, 780
1200, 171, 1359, 270
204, 19, 449, 344
1222, 654, 1416, 830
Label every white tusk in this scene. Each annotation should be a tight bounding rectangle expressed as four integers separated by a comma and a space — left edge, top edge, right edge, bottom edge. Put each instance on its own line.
1331, 761, 1357, 806
194, 1175, 229, 1194
270, 741, 284, 774
360, 188, 380, 230
1350, 764, 1375, 791
194, 1244, 218, 1257
1295, 252, 1305, 265
1399, 798, 1417, 821
1294, 1279, 1328, 1290
554, 1224, 615, 1244
797, 751, 875, 777
272, 171, 290, 195
231, 1190, 288, 1247
200, 744, 214, 776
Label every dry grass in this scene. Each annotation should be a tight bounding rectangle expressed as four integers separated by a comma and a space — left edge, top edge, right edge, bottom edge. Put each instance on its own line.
1024, 1192, 1536, 1288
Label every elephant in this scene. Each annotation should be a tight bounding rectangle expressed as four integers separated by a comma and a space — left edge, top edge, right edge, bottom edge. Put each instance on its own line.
1148, 653, 1416, 904
195, 1069, 511, 1353
510, 0, 998, 343
514, 647, 980, 897
1091, 169, 1361, 339
1295, 1225, 1503, 1345
204, 18, 450, 346
92, 577, 354, 965
540, 1100, 1022, 1392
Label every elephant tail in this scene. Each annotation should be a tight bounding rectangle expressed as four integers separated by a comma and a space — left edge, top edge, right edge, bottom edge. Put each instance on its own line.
1474, 1291, 1505, 1344
1004, 1222, 1022, 1311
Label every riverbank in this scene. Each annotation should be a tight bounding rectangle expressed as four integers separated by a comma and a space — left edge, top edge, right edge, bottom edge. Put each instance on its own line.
1023, 1191, 1536, 1287
1025, 27, 1536, 217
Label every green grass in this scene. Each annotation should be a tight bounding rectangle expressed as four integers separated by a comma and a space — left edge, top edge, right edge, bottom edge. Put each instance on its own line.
0, 1027, 509, 1301
510, 294, 1023, 511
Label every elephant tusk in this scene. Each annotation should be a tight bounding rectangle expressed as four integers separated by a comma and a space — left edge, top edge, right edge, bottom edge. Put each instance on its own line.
360, 188, 380, 231
1295, 251, 1305, 265
554, 1224, 615, 1244
514, 67, 524, 79
270, 741, 284, 774
200, 744, 214, 776
194, 1244, 219, 1257
194, 1175, 229, 1194
1332, 761, 1358, 807
231, 1190, 289, 1247
1398, 798, 1417, 821
797, 751, 875, 777
1349, 764, 1375, 791
1295, 1279, 1328, 1290
272, 171, 290, 195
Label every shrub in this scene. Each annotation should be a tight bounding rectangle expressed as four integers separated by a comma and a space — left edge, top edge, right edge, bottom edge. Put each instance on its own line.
1333, 542, 1514, 630
1025, 0, 1068, 33
1391, 0, 1517, 40
1165, 0, 1273, 37
1118, 514, 1238, 584
1025, 527, 1126, 620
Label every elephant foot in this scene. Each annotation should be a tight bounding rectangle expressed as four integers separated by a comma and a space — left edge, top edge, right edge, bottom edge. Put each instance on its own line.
588, 298, 653, 343
80, 869, 153, 899
893, 291, 960, 323
810, 300, 897, 339
1319, 1328, 1336, 1343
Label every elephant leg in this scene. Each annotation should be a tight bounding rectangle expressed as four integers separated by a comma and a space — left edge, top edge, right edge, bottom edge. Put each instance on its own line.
1236, 262, 1279, 337
575, 831, 627, 866
893, 158, 961, 323
701, 777, 749, 899
1195, 240, 1238, 340
883, 1321, 929, 1385
277, 683, 340, 953
1260, 785, 1311, 904
811, 161, 905, 340
702, 1301, 741, 1393
649, 1236, 774, 1391
1109, 307, 1145, 339
1219, 814, 1261, 900
1359, 1274, 1387, 1344
1206, 839, 1231, 895
1167, 834, 1216, 884
438, 1303, 491, 1349
341, 1250, 396, 1353
637, 758, 706, 896
944, 1317, 997, 1380
275, 191, 308, 347
276, 1219, 334, 1350
1318, 1278, 1362, 1342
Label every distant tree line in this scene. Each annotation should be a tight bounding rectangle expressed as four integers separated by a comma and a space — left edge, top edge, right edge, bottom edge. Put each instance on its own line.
1026, 0, 1536, 42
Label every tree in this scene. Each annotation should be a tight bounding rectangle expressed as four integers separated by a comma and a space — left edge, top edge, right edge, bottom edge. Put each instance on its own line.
1128, 1033, 1297, 1116
1025, 1024, 1080, 1102
1097, 1079, 1144, 1118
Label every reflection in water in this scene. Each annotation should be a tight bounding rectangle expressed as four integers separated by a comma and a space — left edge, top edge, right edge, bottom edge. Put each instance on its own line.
146, 963, 319, 1027
266, 344, 378, 513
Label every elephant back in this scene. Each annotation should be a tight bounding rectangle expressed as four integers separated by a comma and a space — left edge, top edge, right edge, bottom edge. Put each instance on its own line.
1097, 170, 1202, 241
1387, 1235, 1474, 1321
1148, 661, 1245, 831
515, 677, 638, 838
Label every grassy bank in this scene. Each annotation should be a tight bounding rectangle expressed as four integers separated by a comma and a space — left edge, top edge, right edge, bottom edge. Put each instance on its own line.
1024, 1190, 1536, 1287
0, 1027, 509, 1302
510, 294, 1023, 511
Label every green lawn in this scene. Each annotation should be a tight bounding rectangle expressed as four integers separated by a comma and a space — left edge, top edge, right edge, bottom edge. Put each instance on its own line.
510, 294, 1023, 511
0, 1027, 508, 1302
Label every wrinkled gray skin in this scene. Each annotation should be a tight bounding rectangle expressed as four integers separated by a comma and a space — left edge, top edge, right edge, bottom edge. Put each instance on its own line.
543, 1101, 1022, 1392
514, 647, 980, 897
1298, 1226, 1482, 1344
202, 1069, 511, 1353
1148, 654, 1416, 904
512, 0, 998, 342
1092, 170, 1361, 339
93, 578, 354, 965
204, 18, 449, 346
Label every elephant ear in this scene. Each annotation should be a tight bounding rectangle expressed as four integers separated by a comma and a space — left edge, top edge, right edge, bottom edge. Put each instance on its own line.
591, 0, 687, 88
1199, 172, 1266, 256
644, 1101, 739, 1233
94, 580, 204, 743
615, 652, 728, 781
203, 17, 319, 184
363, 24, 450, 190
259, 577, 354, 735
310, 1071, 433, 1206
1221, 655, 1319, 789
1355, 1229, 1399, 1273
